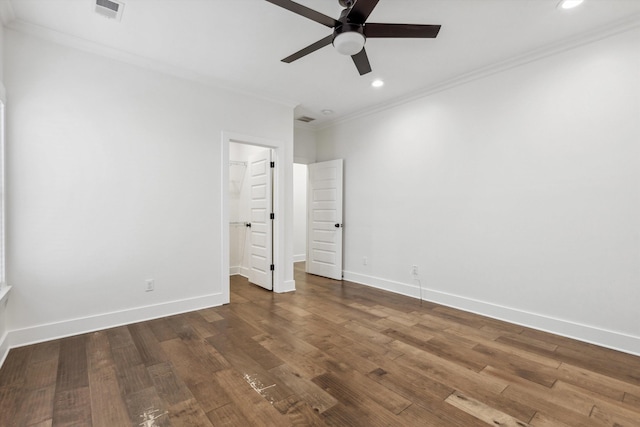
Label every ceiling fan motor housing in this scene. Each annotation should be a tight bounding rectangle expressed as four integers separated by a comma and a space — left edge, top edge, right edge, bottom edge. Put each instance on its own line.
333, 23, 365, 55
338, 0, 356, 8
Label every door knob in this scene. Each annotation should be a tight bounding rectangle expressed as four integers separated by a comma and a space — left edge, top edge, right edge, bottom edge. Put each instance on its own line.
335, 223, 342, 228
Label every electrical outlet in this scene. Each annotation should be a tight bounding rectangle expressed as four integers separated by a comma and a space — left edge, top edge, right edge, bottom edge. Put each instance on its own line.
145, 279, 155, 292
363, 256, 368, 266
411, 265, 419, 276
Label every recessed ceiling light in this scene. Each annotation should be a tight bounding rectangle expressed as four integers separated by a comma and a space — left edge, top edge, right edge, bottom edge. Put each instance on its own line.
558, 0, 584, 10
321, 109, 334, 116
371, 79, 384, 88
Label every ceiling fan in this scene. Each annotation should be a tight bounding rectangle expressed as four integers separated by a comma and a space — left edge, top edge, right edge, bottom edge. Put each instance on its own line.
265, 0, 441, 75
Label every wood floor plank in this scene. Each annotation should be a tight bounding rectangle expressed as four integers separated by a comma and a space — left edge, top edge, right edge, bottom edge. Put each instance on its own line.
25, 358, 59, 392
187, 376, 232, 414
556, 361, 640, 402
554, 344, 640, 386
125, 386, 172, 427
197, 307, 224, 323
444, 325, 562, 369
486, 369, 602, 427
51, 386, 92, 427
128, 322, 170, 367
552, 380, 640, 426
528, 412, 575, 427
472, 343, 559, 387
147, 317, 179, 342
148, 361, 194, 406
269, 363, 338, 414
167, 398, 213, 427
182, 311, 219, 340
397, 400, 488, 427
496, 331, 559, 353
15, 385, 55, 426
86, 331, 113, 372
445, 390, 530, 426
273, 396, 330, 426
623, 392, 640, 409
0, 385, 21, 425
316, 352, 413, 416
214, 368, 289, 426
88, 364, 131, 427
367, 363, 455, 403
160, 338, 227, 387
254, 334, 328, 379
389, 339, 510, 395
0, 346, 32, 387
116, 363, 154, 396
207, 333, 294, 405
312, 372, 411, 426
28, 341, 60, 366
55, 336, 88, 393
109, 327, 144, 371
206, 401, 252, 426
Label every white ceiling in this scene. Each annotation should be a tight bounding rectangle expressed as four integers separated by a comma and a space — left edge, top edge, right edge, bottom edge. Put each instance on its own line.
2, 0, 640, 126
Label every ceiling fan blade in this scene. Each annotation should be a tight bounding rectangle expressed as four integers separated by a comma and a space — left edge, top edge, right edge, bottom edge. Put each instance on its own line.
282, 34, 334, 63
347, 0, 380, 24
351, 48, 372, 75
364, 23, 441, 38
265, 0, 339, 28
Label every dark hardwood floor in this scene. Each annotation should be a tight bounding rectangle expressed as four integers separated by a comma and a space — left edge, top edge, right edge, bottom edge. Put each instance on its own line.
1, 263, 639, 426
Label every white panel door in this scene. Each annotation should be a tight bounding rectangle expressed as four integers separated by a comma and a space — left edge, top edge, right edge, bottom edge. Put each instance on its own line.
248, 149, 273, 290
307, 159, 343, 280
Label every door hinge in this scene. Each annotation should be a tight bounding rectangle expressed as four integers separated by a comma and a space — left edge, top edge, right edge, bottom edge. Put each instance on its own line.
270, 264, 275, 271
270, 213, 275, 220
270, 161, 275, 168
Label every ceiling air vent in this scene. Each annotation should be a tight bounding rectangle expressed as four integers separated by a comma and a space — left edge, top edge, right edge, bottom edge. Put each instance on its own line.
95, 0, 125, 21
296, 116, 316, 123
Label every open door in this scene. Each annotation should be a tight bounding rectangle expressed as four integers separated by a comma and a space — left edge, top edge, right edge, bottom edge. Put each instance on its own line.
248, 149, 273, 290
307, 159, 343, 280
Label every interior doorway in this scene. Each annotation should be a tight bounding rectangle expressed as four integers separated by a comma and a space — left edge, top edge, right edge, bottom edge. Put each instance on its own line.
293, 163, 308, 265
306, 159, 344, 280
221, 131, 291, 304
292, 159, 344, 281
229, 142, 274, 291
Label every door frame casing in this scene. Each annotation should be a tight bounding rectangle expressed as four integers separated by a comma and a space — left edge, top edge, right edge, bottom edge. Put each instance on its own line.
221, 131, 291, 302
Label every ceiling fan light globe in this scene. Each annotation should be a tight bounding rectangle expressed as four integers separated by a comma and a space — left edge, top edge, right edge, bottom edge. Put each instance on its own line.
333, 31, 366, 56
558, 0, 584, 9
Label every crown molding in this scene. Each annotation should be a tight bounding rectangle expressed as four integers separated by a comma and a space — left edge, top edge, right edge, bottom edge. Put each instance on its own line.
0, 0, 15, 26
5, 18, 299, 110
317, 13, 640, 131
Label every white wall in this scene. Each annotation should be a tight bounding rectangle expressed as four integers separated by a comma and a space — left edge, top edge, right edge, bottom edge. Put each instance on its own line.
4, 30, 294, 347
293, 163, 307, 262
317, 28, 640, 355
294, 125, 317, 164
0, 22, 8, 365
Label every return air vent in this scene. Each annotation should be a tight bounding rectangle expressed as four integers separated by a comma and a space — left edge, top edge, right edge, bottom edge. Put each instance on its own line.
296, 116, 316, 123
95, 0, 125, 21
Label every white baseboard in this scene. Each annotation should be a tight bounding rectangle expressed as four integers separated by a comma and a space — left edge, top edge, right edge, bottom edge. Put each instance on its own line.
0, 331, 9, 369
293, 254, 306, 263
343, 270, 640, 357
6, 292, 226, 352
230, 266, 249, 278
277, 280, 296, 294
0, 286, 12, 368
